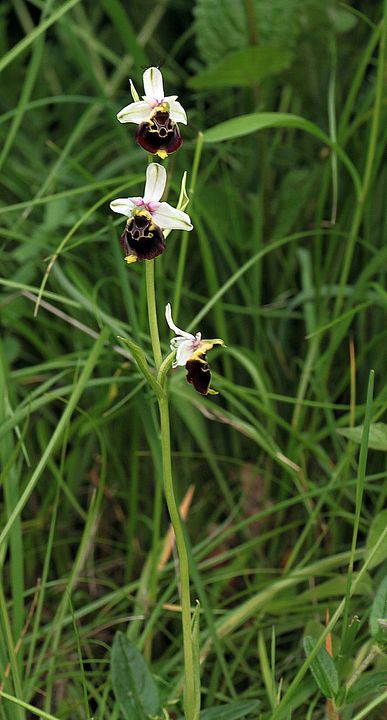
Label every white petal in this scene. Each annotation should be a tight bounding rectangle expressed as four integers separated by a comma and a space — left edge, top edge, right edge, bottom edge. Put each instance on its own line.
170, 337, 191, 367
143, 163, 166, 203
165, 303, 195, 340
174, 339, 197, 367
117, 101, 150, 124
143, 67, 164, 102
171, 336, 189, 349
109, 197, 139, 217
167, 98, 187, 125
152, 202, 193, 231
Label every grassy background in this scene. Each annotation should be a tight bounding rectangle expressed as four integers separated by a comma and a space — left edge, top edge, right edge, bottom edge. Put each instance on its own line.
0, 0, 387, 718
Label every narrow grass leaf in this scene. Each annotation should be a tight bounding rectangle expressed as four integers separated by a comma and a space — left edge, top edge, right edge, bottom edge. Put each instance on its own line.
300, 575, 372, 602
258, 631, 275, 709
68, 593, 90, 719
0, 692, 59, 720
0, 0, 82, 73
351, 688, 387, 720
197, 700, 260, 719
0, 328, 109, 548
203, 112, 328, 144
99, 0, 147, 66
203, 113, 361, 196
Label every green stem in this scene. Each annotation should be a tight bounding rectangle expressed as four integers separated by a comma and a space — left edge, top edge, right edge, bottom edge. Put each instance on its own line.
158, 394, 197, 719
145, 260, 162, 369
145, 261, 197, 719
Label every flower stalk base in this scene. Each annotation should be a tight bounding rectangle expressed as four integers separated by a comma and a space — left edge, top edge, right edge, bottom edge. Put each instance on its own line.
145, 261, 199, 720
158, 393, 198, 720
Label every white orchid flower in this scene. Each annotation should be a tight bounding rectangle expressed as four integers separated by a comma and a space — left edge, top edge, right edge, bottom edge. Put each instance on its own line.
110, 163, 192, 231
116, 68, 187, 158
165, 303, 202, 368
109, 164, 192, 263
165, 304, 224, 395
117, 67, 187, 126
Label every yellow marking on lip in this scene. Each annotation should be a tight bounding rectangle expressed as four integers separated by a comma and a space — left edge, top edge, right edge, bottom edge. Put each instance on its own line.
188, 339, 224, 362
124, 255, 137, 265
132, 208, 153, 221
149, 102, 169, 122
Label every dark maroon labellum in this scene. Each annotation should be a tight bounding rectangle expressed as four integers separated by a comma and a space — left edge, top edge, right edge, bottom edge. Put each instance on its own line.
120, 212, 166, 261
135, 109, 182, 156
186, 355, 212, 395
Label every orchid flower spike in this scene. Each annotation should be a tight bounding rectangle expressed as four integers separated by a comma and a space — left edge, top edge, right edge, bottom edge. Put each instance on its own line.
110, 164, 193, 263
117, 67, 187, 159
165, 303, 224, 396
